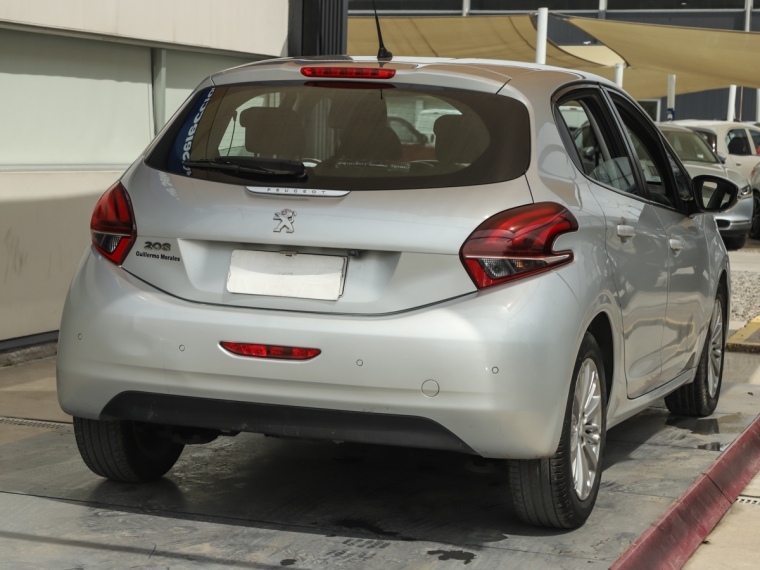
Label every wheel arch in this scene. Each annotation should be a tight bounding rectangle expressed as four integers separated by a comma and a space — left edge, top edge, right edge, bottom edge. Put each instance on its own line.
586, 311, 614, 406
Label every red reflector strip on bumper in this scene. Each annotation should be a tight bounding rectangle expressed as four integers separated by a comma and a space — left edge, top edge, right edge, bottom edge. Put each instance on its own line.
220, 342, 320, 360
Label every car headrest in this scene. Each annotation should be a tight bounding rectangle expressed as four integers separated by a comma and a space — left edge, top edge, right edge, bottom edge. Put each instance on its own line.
239, 107, 304, 158
328, 91, 389, 130
727, 136, 747, 155
338, 124, 402, 161
434, 114, 487, 164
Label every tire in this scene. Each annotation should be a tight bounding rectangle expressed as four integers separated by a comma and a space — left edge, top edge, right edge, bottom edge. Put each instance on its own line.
73, 417, 184, 482
722, 235, 746, 250
750, 191, 760, 239
665, 288, 726, 417
508, 332, 607, 529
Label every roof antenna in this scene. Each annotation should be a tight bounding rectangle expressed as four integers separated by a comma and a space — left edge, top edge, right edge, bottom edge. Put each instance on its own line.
372, 0, 392, 61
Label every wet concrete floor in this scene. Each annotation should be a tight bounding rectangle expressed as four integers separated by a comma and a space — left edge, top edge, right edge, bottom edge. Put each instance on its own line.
0, 354, 759, 569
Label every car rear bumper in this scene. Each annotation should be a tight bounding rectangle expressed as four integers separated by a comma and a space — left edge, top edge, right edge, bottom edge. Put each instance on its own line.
57, 247, 583, 459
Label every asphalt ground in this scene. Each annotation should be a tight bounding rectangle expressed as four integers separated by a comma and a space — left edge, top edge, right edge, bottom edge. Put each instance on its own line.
1, 244, 758, 569
0, 353, 759, 569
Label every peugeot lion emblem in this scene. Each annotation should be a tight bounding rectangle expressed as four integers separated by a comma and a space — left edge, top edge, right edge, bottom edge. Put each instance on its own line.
274, 209, 296, 233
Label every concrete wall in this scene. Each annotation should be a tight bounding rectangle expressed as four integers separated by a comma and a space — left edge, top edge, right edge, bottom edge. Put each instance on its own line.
0, 2, 290, 343
0, 0, 289, 56
0, 171, 121, 340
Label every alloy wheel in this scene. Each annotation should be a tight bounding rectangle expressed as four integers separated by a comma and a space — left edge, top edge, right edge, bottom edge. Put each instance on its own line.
570, 358, 603, 501
708, 298, 724, 399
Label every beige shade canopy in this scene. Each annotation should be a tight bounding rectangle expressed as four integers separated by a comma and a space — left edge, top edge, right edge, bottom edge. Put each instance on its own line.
347, 15, 746, 99
565, 16, 760, 91
348, 15, 602, 69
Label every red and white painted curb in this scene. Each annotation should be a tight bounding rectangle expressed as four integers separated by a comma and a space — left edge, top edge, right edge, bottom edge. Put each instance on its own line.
611, 412, 760, 570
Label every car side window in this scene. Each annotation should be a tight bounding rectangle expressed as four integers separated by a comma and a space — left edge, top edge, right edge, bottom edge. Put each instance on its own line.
556, 93, 639, 196
726, 128, 752, 156
666, 151, 692, 202
694, 129, 718, 153
609, 94, 679, 210
749, 129, 760, 154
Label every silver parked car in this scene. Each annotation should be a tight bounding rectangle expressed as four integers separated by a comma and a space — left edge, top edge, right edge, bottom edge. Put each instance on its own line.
58, 57, 738, 529
658, 123, 753, 249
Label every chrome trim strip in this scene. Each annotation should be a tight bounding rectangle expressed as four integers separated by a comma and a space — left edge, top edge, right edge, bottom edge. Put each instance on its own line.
246, 186, 350, 197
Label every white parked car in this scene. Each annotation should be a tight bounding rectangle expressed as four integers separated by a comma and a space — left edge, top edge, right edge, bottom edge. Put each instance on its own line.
676, 120, 760, 239
58, 57, 738, 529
659, 123, 753, 249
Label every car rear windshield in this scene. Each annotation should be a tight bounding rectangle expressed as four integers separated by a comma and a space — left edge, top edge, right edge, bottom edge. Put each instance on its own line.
663, 129, 718, 164
148, 82, 531, 190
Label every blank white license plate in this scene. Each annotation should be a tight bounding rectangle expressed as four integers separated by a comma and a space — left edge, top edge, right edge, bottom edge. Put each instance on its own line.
227, 250, 347, 301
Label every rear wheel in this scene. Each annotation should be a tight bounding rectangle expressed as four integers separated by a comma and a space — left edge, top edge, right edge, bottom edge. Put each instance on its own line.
73, 417, 184, 482
665, 289, 726, 417
508, 333, 606, 528
722, 235, 746, 250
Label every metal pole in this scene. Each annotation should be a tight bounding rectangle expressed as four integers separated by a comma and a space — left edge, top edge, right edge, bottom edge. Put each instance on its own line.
667, 74, 676, 121
614, 63, 624, 88
462, 0, 470, 17
756, 89, 760, 122
728, 85, 737, 121
746, 0, 753, 32
151, 48, 167, 135
536, 7, 548, 65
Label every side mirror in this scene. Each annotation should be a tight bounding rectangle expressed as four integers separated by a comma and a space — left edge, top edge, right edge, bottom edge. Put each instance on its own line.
582, 147, 595, 159
716, 152, 727, 164
692, 175, 738, 213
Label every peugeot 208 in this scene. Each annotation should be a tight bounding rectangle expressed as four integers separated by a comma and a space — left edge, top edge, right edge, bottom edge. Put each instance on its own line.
57, 57, 737, 528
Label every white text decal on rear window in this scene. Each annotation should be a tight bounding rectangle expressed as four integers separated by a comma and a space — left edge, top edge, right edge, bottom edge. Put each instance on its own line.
182, 88, 215, 175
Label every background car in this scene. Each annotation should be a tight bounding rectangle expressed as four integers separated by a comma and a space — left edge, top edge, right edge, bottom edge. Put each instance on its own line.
674, 120, 760, 182
676, 120, 760, 240
57, 58, 736, 530
659, 123, 753, 249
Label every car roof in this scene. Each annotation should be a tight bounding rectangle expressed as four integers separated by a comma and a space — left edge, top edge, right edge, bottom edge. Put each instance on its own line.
656, 123, 694, 133
210, 55, 620, 96
674, 120, 753, 129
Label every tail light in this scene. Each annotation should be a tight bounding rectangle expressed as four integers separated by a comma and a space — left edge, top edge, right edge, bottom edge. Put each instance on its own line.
220, 342, 321, 360
460, 202, 578, 289
301, 67, 396, 79
90, 181, 136, 265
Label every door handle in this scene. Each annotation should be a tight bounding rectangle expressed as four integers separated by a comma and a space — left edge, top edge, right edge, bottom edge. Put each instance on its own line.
669, 238, 684, 251
617, 224, 636, 238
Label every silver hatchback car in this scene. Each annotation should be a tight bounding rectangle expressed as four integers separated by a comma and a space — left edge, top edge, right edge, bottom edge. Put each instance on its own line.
58, 57, 738, 529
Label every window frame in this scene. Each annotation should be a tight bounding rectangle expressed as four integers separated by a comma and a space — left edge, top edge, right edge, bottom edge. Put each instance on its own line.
553, 85, 647, 201
748, 128, 760, 156
726, 127, 753, 157
602, 87, 691, 217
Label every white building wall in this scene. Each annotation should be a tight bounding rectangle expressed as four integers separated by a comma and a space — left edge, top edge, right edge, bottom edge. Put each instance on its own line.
0, 30, 154, 166
0, 1, 289, 342
0, 0, 289, 57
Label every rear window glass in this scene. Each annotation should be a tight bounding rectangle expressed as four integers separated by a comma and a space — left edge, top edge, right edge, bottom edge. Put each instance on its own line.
152, 82, 530, 190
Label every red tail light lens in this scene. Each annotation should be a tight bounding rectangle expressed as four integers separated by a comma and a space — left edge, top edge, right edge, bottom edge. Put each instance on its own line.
460, 202, 578, 289
301, 67, 396, 79
221, 342, 321, 360
90, 181, 136, 265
